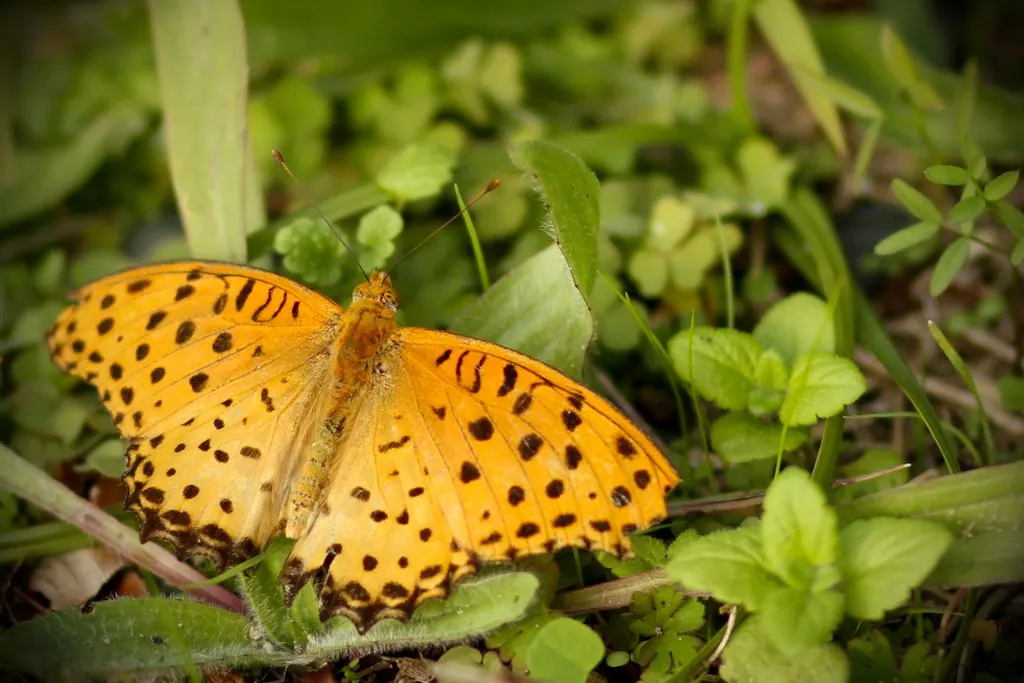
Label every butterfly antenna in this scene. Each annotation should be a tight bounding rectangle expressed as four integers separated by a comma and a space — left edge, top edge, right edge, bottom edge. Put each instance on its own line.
272, 150, 371, 282
388, 178, 501, 275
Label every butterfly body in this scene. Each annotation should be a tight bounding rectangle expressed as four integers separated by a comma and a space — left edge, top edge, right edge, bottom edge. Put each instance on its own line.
46, 260, 680, 632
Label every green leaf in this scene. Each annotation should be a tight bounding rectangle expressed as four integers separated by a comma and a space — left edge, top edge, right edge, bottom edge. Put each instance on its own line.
748, 349, 789, 416
780, 354, 866, 427
923, 164, 970, 186
78, 439, 126, 479
719, 617, 849, 683
753, 293, 834, 368
524, 618, 604, 683
760, 585, 845, 656
879, 25, 943, 110
376, 144, 455, 203
838, 460, 1024, 535
839, 518, 953, 620
790, 66, 882, 120
737, 138, 797, 209
646, 195, 695, 252
997, 376, 1024, 413
452, 245, 592, 378
873, 221, 940, 255
149, 0, 262, 260
983, 170, 1019, 201
355, 205, 404, 248
927, 529, 1024, 588
273, 217, 346, 286
665, 525, 778, 611
627, 248, 668, 297
668, 327, 764, 411
711, 412, 809, 464
6, 302, 65, 349
890, 179, 941, 224
946, 195, 985, 224
0, 598, 258, 679
929, 237, 970, 296
511, 140, 600, 294
1013, 239, 1024, 265
833, 448, 909, 503
762, 467, 839, 580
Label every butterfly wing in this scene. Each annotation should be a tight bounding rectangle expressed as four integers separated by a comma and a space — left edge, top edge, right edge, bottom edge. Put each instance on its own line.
47, 261, 344, 565
283, 327, 679, 631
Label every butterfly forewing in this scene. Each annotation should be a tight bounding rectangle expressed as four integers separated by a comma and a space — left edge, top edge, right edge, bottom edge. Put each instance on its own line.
47, 261, 345, 565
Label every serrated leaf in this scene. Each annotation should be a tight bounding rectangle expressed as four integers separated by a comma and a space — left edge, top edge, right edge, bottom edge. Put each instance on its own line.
890, 179, 941, 224
923, 165, 969, 186
929, 237, 970, 296
760, 585, 845, 656
780, 354, 866, 426
273, 217, 346, 286
946, 195, 985, 224
711, 412, 809, 464
762, 467, 839, 579
376, 144, 454, 203
753, 293, 833, 368
665, 525, 777, 611
719, 617, 849, 683
873, 221, 940, 256
524, 618, 604, 683
839, 518, 952, 620
668, 327, 763, 411
511, 140, 600, 295
983, 170, 1019, 201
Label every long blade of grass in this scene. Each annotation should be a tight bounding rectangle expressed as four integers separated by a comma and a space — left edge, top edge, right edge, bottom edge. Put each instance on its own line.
148, 0, 263, 261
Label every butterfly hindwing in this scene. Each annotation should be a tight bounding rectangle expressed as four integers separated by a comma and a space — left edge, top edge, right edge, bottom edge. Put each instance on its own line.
281, 326, 680, 631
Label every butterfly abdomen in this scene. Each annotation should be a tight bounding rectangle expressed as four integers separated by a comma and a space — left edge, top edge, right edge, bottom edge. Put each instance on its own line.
284, 292, 399, 538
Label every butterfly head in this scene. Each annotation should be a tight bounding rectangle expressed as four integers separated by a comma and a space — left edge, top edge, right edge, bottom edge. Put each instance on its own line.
352, 270, 399, 312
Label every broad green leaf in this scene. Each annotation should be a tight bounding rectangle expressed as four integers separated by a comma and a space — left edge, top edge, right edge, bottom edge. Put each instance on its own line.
946, 195, 985, 224
356, 205, 404, 247
719, 617, 849, 683
376, 144, 455, 203
762, 467, 839, 576
511, 140, 600, 294
665, 525, 777, 611
5, 302, 65, 349
669, 223, 744, 290
997, 376, 1024, 413
923, 164, 970, 186
710, 412, 808, 464
753, 293, 833, 368
79, 439, 126, 479
646, 195, 695, 252
524, 618, 604, 683
760, 585, 845, 656
983, 170, 1019, 201
748, 349, 789, 415
780, 354, 866, 426
453, 245, 592, 378
1013, 239, 1024, 265
753, 0, 846, 154
0, 598, 258, 679
669, 327, 763, 411
839, 518, 953, 620
273, 217, 347, 286
873, 221, 940, 255
890, 179, 941, 224
628, 247, 668, 297
929, 237, 970, 296
149, 0, 262, 261
737, 138, 797, 209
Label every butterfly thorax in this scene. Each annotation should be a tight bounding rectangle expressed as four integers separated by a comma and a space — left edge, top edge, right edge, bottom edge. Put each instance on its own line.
284, 272, 399, 538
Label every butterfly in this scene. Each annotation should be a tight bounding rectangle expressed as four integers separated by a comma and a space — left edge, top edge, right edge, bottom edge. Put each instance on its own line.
46, 260, 681, 632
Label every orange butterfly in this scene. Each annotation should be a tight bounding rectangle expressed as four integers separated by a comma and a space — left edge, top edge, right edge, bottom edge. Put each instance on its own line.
46, 261, 680, 631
